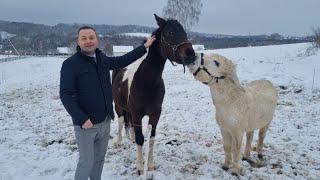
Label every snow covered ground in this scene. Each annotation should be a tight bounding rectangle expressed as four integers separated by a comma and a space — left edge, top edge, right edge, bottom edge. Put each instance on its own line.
0, 43, 319, 180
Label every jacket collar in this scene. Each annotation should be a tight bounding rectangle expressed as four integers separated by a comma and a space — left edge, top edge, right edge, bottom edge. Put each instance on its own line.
76, 45, 102, 61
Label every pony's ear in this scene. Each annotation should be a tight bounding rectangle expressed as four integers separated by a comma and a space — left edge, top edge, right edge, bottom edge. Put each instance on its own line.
154, 14, 166, 28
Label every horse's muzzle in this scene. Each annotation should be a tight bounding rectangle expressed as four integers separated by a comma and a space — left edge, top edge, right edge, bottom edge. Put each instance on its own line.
182, 48, 196, 65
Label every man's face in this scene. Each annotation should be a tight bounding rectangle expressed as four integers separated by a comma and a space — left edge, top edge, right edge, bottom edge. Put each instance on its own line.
77, 29, 98, 55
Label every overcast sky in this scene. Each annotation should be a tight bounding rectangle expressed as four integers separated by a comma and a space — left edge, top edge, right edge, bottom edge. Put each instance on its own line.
0, 0, 319, 36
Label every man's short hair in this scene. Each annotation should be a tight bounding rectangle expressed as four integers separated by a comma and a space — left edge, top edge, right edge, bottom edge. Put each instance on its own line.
77, 26, 97, 36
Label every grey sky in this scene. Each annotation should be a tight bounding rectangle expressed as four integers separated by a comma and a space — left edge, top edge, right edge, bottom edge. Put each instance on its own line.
0, 0, 319, 36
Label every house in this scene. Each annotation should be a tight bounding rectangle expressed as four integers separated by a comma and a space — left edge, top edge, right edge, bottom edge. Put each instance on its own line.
57, 47, 72, 55
113, 45, 133, 56
192, 44, 205, 51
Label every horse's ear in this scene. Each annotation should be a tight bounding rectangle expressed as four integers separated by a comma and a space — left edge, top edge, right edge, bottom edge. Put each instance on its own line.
154, 14, 166, 28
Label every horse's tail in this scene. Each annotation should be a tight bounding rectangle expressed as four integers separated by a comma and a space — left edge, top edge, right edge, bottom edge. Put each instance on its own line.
124, 111, 130, 128
112, 69, 121, 84
124, 111, 131, 137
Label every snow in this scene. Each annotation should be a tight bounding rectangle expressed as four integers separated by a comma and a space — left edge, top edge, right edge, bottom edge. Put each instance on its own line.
0, 43, 319, 179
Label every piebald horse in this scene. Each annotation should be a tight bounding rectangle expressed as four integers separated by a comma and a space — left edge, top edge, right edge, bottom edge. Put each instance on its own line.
112, 14, 195, 174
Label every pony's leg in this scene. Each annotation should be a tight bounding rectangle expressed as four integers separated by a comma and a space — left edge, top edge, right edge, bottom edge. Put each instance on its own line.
147, 113, 160, 171
132, 113, 144, 175
257, 124, 269, 159
242, 131, 254, 163
220, 129, 232, 171
230, 131, 244, 176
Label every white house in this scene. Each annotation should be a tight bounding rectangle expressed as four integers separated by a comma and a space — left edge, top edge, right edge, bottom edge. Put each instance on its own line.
0, 31, 16, 40
57, 47, 72, 55
113, 45, 134, 56
192, 44, 205, 51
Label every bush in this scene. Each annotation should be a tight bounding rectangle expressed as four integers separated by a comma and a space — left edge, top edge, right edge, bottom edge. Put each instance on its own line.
312, 27, 320, 48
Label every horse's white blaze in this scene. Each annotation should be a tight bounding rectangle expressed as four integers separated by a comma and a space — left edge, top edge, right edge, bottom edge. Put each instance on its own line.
122, 52, 148, 102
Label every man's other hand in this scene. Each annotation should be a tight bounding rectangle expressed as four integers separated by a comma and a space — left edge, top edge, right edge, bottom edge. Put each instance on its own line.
82, 119, 93, 129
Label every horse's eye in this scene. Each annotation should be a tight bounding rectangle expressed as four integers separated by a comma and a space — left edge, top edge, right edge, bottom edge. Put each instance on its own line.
166, 32, 173, 36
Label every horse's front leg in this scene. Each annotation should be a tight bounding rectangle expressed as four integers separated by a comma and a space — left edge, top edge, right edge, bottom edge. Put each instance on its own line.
113, 106, 125, 147
132, 114, 144, 175
114, 116, 124, 146
230, 131, 244, 176
147, 112, 160, 171
220, 129, 232, 171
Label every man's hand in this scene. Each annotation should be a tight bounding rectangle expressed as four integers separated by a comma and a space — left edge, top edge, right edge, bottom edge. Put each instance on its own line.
144, 36, 156, 48
82, 119, 93, 129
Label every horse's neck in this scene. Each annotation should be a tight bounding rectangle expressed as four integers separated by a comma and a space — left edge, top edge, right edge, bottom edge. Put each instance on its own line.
209, 77, 245, 105
137, 47, 166, 83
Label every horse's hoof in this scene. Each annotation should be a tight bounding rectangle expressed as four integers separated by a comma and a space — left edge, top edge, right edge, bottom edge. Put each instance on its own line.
148, 164, 156, 171
258, 154, 263, 160
113, 142, 122, 148
222, 165, 229, 171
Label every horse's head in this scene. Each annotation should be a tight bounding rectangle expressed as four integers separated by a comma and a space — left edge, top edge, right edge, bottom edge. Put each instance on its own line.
187, 53, 238, 85
153, 14, 195, 65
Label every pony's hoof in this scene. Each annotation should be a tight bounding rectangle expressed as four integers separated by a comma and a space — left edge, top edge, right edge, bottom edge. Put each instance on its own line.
230, 167, 241, 176
242, 157, 256, 166
231, 172, 239, 177
137, 170, 144, 176
258, 154, 263, 160
222, 165, 229, 171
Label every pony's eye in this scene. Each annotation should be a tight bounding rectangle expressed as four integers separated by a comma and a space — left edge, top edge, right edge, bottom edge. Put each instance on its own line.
214, 60, 220, 67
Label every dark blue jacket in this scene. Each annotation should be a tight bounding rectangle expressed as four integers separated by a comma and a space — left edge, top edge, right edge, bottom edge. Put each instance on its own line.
60, 45, 146, 126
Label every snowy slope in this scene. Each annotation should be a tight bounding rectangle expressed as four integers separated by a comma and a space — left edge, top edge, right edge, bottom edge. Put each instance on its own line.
0, 43, 319, 180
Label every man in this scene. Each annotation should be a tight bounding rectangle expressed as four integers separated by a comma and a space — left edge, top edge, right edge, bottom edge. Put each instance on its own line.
60, 26, 155, 180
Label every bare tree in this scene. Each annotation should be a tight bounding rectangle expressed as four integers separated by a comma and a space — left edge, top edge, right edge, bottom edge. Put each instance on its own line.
163, 0, 203, 31
312, 27, 320, 48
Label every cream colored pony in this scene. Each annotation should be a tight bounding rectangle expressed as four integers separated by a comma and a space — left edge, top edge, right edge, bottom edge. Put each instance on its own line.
187, 53, 278, 176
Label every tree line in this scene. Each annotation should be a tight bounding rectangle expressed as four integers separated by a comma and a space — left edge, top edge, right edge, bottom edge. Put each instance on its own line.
0, 20, 312, 55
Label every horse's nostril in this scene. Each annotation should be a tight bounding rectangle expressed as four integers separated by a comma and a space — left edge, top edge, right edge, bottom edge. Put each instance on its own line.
186, 48, 195, 57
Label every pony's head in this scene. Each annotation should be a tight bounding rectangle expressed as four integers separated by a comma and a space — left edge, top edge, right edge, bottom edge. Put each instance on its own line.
153, 14, 195, 65
187, 53, 239, 85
